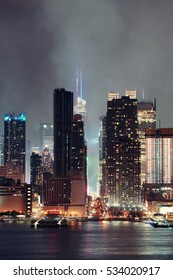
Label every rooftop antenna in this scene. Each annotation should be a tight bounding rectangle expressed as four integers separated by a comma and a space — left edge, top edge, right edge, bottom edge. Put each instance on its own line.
76, 69, 79, 103
142, 89, 145, 100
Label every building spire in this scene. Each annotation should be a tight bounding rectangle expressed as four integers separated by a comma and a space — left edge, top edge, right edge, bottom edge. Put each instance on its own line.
76, 69, 79, 105
142, 89, 145, 100
80, 68, 83, 99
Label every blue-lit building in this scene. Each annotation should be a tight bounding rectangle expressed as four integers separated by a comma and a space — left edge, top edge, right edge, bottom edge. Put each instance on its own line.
4, 113, 26, 183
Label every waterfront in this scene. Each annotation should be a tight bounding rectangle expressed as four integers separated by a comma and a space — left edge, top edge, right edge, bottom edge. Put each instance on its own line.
1, 220, 173, 260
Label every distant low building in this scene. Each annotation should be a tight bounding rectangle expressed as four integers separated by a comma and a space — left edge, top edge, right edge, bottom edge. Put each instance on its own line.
0, 178, 32, 216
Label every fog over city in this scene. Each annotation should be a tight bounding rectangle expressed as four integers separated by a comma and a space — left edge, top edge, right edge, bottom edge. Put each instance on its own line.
0, 0, 173, 192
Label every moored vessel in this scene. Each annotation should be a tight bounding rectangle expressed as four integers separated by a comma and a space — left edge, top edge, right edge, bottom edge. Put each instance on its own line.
31, 216, 68, 228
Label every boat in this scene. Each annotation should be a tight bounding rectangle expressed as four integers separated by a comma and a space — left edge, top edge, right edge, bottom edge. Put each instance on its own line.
59, 218, 68, 227
31, 218, 59, 228
31, 216, 68, 228
149, 219, 173, 228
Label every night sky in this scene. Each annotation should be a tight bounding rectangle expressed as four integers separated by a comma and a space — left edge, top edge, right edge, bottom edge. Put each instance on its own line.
0, 0, 173, 193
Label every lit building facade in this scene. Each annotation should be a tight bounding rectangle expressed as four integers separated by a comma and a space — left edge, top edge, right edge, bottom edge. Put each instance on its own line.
71, 114, 86, 173
30, 152, 42, 186
137, 99, 156, 185
106, 95, 141, 206
108, 91, 119, 101
74, 97, 87, 123
144, 128, 173, 200
0, 162, 22, 182
0, 179, 32, 216
4, 113, 26, 183
70, 114, 87, 208
98, 116, 107, 199
39, 123, 53, 158
42, 147, 53, 173
25, 140, 30, 184
125, 89, 137, 99
44, 177, 71, 207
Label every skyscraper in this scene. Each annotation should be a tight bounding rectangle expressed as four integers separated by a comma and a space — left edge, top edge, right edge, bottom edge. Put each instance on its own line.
145, 128, 173, 199
53, 88, 73, 177
71, 114, 86, 173
39, 123, 53, 158
137, 99, 156, 185
25, 140, 31, 184
30, 152, 42, 186
44, 88, 86, 216
105, 95, 141, 206
4, 113, 26, 183
0, 135, 4, 166
98, 115, 107, 199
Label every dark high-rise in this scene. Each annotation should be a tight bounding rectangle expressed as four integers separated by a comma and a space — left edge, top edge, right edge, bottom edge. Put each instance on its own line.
53, 88, 73, 177
71, 114, 85, 173
4, 113, 26, 183
70, 114, 87, 201
44, 88, 86, 216
106, 95, 141, 206
30, 152, 42, 186
98, 115, 107, 199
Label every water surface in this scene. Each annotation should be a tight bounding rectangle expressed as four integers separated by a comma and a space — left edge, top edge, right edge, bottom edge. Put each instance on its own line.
0, 221, 173, 260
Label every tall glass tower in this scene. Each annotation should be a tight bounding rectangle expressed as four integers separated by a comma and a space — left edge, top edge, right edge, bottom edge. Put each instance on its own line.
4, 113, 26, 183
53, 88, 73, 177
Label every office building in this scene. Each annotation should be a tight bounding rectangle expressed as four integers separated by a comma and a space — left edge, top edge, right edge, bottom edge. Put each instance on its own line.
44, 177, 71, 207
71, 114, 86, 173
125, 89, 137, 99
25, 140, 30, 184
43, 88, 86, 216
137, 99, 156, 185
53, 88, 73, 177
98, 116, 107, 199
30, 152, 42, 186
108, 91, 119, 101
44, 88, 73, 213
4, 113, 26, 183
0, 178, 32, 216
0, 135, 4, 166
70, 114, 87, 209
0, 162, 22, 182
105, 94, 141, 206
42, 147, 53, 173
145, 128, 173, 199
39, 123, 53, 158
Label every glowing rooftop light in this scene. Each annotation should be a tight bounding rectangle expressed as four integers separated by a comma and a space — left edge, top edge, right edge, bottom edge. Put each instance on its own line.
4, 113, 26, 121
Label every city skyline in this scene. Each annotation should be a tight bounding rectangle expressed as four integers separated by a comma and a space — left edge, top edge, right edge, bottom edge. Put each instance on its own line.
1, 0, 173, 192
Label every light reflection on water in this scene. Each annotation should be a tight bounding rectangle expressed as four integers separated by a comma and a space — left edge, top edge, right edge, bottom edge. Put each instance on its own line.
0, 221, 173, 259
